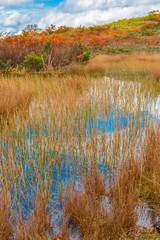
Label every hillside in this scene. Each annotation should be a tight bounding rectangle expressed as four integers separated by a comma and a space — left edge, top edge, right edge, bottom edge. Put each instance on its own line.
0, 10, 160, 71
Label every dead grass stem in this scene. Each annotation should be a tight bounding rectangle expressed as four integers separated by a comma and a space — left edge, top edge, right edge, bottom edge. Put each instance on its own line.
151, 66, 160, 82
141, 125, 160, 203
81, 167, 107, 201
62, 162, 141, 239
0, 190, 13, 240
0, 86, 32, 118
15, 196, 52, 240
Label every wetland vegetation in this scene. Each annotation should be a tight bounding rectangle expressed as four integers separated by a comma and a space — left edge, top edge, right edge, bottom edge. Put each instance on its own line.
0, 12, 160, 240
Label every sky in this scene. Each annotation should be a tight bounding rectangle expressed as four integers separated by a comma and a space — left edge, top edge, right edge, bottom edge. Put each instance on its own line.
0, 0, 160, 33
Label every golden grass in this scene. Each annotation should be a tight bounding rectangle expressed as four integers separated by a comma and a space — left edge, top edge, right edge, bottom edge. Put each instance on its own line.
63, 188, 95, 237
140, 125, 160, 203
68, 56, 109, 74
68, 54, 160, 78
81, 167, 107, 201
64, 75, 88, 91
67, 63, 83, 74
62, 169, 107, 237
151, 66, 160, 82
0, 86, 32, 118
0, 62, 160, 239
62, 164, 140, 239
52, 227, 70, 240
91, 54, 124, 62
15, 196, 52, 240
135, 54, 160, 62
68, 62, 107, 74
109, 154, 141, 236
84, 61, 107, 73
0, 190, 13, 240
61, 124, 160, 239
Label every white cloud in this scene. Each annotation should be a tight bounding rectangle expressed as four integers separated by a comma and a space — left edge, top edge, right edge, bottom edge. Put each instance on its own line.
38, 2, 160, 28
0, 8, 30, 33
61, 0, 160, 12
0, 0, 32, 6
3, 11, 29, 27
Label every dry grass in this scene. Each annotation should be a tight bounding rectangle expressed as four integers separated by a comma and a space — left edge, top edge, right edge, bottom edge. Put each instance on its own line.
91, 54, 123, 63
68, 63, 107, 74
62, 170, 107, 238
81, 167, 107, 201
0, 86, 32, 118
135, 54, 160, 62
62, 164, 140, 239
141, 125, 160, 203
63, 188, 96, 237
60, 125, 160, 239
95, 53, 160, 72
15, 197, 52, 240
65, 75, 87, 91
68, 54, 123, 74
68, 56, 108, 74
68, 54, 160, 76
109, 154, 142, 237
151, 66, 160, 82
68, 63, 83, 74
144, 125, 160, 172
0, 66, 160, 239
52, 226, 70, 240
84, 61, 107, 74
0, 190, 13, 240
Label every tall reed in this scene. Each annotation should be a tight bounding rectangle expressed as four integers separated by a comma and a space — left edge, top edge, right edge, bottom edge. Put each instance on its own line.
0, 57, 160, 238
0, 86, 31, 118
0, 189, 13, 240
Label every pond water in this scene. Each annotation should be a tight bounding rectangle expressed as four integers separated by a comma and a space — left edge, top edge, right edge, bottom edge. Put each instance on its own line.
0, 77, 159, 233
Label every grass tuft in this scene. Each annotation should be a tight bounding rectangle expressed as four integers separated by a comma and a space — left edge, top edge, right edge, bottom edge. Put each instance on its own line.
0, 86, 32, 118
0, 190, 13, 240
140, 125, 160, 203
151, 66, 160, 82
15, 196, 52, 240
63, 164, 140, 239
81, 167, 107, 201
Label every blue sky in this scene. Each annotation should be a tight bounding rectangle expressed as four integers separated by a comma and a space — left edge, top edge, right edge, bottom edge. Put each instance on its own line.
0, 0, 160, 33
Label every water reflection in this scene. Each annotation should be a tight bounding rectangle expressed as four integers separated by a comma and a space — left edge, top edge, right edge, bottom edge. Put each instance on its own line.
0, 77, 159, 230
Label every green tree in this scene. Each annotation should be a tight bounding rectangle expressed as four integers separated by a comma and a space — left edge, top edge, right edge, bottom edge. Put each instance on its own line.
24, 52, 43, 71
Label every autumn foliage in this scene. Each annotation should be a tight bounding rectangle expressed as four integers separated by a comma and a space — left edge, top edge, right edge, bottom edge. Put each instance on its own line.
0, 11, 160, 71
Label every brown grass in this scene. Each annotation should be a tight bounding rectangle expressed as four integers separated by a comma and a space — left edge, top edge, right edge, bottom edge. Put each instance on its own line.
10, 125, 159, 239
151, 66, 160, 82
91, 54, 123, 63
62, 169, 107, 238
65, 75, 87, 91
0, 86, 32, 118
68, 55, 109, 74
140, 125, 160, 203
63, 188, 96, 237
68, 62, 107, 74
135, 54, 160, 62
84, 61, 107, 74
68, 54, 160, 76
81, 167, 107, 201
52, 226, 70, 240
0, 190, 13, 240
15, 196, 52, 240
109, 154, 142, 236
0, 70, 159, 239
68, 63, 83, 74
62, 164, 141, 239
